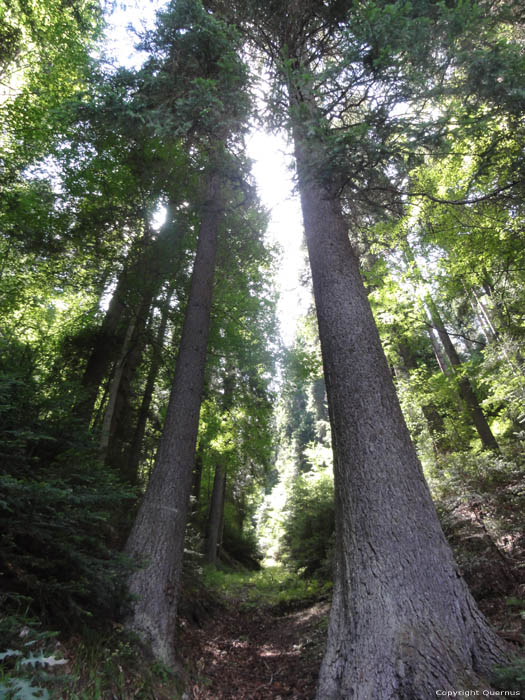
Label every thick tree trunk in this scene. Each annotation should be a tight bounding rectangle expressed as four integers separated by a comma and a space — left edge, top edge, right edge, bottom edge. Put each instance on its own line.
291, 139, 507, 698
204, 463, 226, 565
123, 170, 223, 668
426, 297, 499, 451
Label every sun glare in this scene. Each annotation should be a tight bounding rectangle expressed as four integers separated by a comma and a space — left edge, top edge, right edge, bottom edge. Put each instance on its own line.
104, 1, 309, 347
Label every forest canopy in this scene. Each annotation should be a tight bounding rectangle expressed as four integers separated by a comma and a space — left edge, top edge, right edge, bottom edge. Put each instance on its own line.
0, 0, 524, 697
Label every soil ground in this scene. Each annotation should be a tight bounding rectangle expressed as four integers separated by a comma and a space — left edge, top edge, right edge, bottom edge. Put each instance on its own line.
179, 600, 329, 699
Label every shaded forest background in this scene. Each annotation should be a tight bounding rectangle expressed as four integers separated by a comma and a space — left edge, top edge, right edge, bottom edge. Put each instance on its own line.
0, 0, 524, 696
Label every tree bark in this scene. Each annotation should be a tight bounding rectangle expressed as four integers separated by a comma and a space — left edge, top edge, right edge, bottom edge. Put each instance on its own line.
124, 169, 223, 668
290, 134, 507, 698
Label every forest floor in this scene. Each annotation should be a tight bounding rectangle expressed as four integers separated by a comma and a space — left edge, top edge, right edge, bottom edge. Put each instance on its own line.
178, 568, 331, 699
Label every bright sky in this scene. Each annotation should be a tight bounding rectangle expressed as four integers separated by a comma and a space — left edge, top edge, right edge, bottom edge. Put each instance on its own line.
103, 1, 308, 346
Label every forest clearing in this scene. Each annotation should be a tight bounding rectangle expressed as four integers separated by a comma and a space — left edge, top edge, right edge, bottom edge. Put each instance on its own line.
1, 0, 525, 697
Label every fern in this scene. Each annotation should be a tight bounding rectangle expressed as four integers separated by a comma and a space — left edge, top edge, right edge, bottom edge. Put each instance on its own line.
0, 678, 50, 700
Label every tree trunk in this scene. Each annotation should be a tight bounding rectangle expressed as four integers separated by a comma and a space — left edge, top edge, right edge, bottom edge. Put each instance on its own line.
290, 135, 507, 698
124, 169, 223, 668
99, 318, 137, 457
105, 292, 156, 479
76, 203, 182, 425
426, 297, 499, 451
427, 327, 451, 375
192, 445, 204, 508
204, 463, 226, 565
204, 369, 234, 564
76, 269, 129, 423
126, 288, 174, 485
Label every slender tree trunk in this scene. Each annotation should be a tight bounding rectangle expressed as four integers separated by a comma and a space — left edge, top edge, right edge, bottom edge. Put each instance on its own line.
105, 292, 156, 477
204, 370, 234, 564
99, 318, 137, 457
192, 445, 204, 508
124, 169, 223, 668
469, 288, 495, 342
217, 476, 226, 554
427, 326, 451, 375
126, 288, 174, 485
426, 297, 499, 451
204, 463, 226, 565
76, 204, 181, 425
290, 130, 506, 698
76, 270, 129, 422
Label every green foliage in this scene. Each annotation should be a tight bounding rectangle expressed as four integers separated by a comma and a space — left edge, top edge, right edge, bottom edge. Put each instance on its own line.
0, 613, 185, 700
0, 340, 135, 627
492, 658, 525, 694
280, 468, 335, 580
221, 518, 262, 570
0, 614, 64, 700
0, 0, 103, 170
138, 0, 251, 144
202, 566, 331, 612
60, 626, 184, 699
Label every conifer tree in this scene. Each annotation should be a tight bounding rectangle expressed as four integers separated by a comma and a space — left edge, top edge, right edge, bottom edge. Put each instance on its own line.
123, 0, 255, 665
204, 1, 511, 695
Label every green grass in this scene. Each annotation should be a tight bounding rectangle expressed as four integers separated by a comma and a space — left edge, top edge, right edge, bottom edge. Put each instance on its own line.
201, 565, 332, 611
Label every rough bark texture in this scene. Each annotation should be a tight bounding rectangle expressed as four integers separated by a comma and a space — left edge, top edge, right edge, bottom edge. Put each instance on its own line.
426, 297, 499, 452
124, 171, 223, 668
292, 141, 507, 699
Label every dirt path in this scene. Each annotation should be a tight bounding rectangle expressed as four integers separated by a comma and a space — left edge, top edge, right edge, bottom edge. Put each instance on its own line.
180, 601, 329, 699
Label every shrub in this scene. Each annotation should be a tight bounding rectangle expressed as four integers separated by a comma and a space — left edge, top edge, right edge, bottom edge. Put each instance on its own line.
280, 468, 335, 579
0, 347, 135, 628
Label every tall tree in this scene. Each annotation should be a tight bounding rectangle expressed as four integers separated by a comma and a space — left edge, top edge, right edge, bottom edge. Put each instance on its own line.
125, 159, 225, 666
205, 0, 510, 695
123, 0, 254, 665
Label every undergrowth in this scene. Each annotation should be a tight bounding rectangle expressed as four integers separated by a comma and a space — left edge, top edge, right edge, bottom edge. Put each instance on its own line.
0, 610, 184, 700
201, 565, 332, 612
